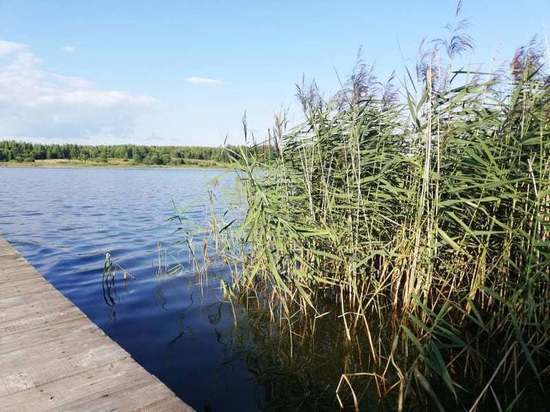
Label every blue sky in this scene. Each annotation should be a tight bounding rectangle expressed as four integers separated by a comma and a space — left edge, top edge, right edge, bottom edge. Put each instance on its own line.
0, 0, 548, 146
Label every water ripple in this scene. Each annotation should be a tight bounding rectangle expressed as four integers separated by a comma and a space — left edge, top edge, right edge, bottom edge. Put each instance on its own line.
0, 167, 258, 412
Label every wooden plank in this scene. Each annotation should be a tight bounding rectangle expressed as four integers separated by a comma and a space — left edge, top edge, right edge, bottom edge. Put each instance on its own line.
0, 318, 97, 355
0, 358, 153, 411
0, 304, 85, 336
136, 396, 192, 412
0, 236, 193, 411
0, 294, 75, 324
0, 277, 53, 299
0, 288, 66, 312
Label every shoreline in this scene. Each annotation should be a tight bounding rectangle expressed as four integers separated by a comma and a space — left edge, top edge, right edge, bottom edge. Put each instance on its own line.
0, 160, 232, 170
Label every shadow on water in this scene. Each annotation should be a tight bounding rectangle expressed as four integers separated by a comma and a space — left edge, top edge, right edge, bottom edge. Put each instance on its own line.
216, 305, 391, 411
205, 296, 549, 411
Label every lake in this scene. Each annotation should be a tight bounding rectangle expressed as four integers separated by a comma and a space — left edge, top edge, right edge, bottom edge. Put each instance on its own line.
0, 167, 263, 411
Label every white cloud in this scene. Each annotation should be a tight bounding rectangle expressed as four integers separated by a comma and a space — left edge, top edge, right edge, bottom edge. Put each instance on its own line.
0, 40, 26, 57
61, 45, 77, 54
185, 76, 224, 85
0, 40, 157, 141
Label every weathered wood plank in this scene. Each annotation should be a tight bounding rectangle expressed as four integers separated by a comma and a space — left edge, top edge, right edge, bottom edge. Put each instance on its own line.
0, 237, 193, 411
0, 305, 85, 336
0, 318, 97, 355
0, 288, 66, 312
0, 277, 53, 299
0, 294, 75, 324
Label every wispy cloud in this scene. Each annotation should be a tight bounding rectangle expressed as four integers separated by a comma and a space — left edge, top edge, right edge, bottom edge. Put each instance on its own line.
61, 45, 77, 54
185, 76, 224, 85
0, 39, 158, 140
0, 40, 26, 56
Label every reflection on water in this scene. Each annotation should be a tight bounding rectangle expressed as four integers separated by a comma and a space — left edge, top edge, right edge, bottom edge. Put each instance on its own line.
101, 251, 135, 320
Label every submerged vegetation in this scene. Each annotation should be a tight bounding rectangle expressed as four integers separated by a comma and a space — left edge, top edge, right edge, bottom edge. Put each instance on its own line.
212, 32, 549, 410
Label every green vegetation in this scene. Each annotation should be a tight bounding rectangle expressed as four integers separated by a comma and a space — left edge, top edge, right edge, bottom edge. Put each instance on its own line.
0, 141, 237, 167
214, 37, 549, 410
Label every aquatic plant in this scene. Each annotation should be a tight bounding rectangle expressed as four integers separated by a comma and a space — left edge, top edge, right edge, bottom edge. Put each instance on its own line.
218, 33, 549, 410
102, 251, 135, 312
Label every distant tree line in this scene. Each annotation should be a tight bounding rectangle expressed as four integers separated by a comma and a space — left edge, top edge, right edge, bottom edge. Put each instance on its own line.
0, 141, 239, 165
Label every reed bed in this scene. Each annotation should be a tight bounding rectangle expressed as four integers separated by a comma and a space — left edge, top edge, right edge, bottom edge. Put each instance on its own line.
211, 36, 549, 410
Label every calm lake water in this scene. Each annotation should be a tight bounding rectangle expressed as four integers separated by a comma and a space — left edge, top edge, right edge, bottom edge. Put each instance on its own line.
0, 167, 263, 411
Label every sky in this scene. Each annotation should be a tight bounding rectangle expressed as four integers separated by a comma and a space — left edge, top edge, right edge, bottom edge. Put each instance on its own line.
0, 0, 548, 147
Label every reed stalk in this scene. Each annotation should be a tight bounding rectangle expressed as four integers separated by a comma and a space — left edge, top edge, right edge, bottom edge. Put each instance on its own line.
211, 35, 549, 410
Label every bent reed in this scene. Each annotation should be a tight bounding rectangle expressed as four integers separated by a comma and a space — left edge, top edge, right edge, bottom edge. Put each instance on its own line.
213, 35, 549, 410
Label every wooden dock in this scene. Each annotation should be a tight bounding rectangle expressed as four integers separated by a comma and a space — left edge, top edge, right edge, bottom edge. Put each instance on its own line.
0, 237, 193, 412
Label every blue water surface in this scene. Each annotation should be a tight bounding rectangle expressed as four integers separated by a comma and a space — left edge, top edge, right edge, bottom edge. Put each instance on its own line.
0, 167, 262, 411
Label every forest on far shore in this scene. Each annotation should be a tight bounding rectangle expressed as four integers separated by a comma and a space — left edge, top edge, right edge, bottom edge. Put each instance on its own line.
0, 140, 236, 166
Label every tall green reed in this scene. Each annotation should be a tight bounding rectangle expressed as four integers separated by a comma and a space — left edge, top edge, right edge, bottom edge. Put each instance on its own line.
214, 35, 549, 410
